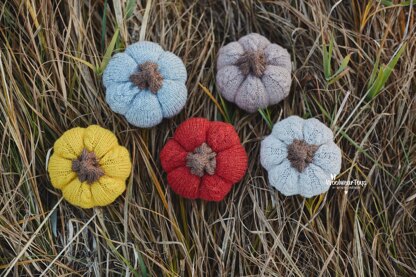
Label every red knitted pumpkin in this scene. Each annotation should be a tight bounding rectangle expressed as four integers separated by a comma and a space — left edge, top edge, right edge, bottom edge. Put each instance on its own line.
160, 118, 248, 201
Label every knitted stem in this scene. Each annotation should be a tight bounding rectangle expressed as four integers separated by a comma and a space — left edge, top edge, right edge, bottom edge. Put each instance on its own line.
130, 61, 164, 93
236, 50, 266, 77
186, 143, 217, 177
72, 148, 104, 184
287, 139, 319, 173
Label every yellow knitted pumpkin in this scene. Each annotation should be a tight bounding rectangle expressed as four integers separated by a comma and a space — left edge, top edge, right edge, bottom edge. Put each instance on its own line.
48, 125, 131, 208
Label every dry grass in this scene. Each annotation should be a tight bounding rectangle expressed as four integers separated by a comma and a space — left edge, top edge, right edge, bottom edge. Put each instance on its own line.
1, 0, 415, 276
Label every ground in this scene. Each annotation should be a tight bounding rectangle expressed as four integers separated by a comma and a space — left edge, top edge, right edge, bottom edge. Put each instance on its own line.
0, 0, 415, 276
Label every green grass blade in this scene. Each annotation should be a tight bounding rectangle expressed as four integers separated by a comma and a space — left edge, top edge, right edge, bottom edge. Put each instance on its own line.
333, 53, 351, 77
323, 34, 334, 80
125, 0, 136, 19
98, 28, 120, 74
381, 42, 407, 84
258, 108, 273, 130
366, 43, 406, 100
368, 56, 380, 88
100, 0, 108, 51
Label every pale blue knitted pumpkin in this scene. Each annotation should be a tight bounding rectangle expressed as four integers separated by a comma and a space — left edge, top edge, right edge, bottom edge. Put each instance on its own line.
260, 116, 342, 198
103, 41, 187, 128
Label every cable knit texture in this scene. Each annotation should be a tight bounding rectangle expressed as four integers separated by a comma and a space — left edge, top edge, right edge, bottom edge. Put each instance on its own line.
48, 125, 132, 208
160, 118, 248, 202
103, 41, 188, 128
216, 33, 292, 113
260, 116, 342, 198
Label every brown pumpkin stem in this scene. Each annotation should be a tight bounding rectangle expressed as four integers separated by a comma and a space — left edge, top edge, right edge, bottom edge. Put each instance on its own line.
72, 148, 104, 184
130, 61, 164, 93
287, 139, 319, 173
236, 50, 266, 77
186, 143, 217, 177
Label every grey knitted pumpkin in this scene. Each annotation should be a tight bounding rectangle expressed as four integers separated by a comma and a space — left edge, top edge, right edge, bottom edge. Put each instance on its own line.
216, 33, 292, 113
260, 116, 342, 198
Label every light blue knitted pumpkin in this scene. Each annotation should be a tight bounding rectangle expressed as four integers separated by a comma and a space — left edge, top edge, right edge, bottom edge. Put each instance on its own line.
103, 41, 187, 128
260, 116, 342, 198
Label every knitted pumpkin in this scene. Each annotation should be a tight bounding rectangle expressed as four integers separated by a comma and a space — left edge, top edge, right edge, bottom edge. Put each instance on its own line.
160, 118, 248, 201
103, 41, 187, 128
48, 125, 132, 208
260, 116, 342, 198
216, 33, 292, 113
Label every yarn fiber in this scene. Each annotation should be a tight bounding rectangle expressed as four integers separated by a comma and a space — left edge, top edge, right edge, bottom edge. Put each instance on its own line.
216, 33, 292, 112
160, 118, 248, 202
103, 41, 188, 128
260, 116, 342, 198
48, 125, 132, 208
